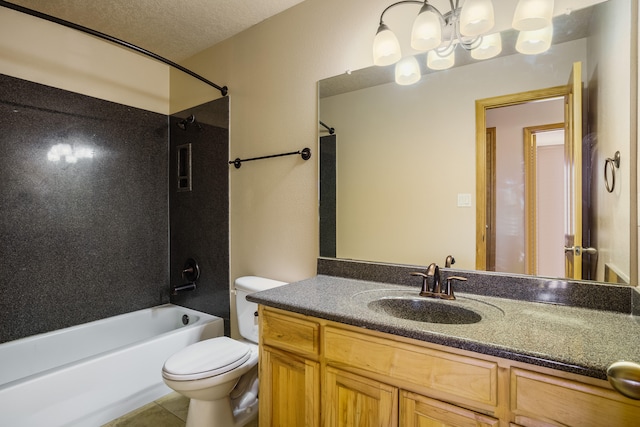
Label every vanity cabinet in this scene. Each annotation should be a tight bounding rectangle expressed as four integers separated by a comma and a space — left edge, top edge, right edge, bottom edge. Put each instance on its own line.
258, 306, 640, 427
258, 309, 321, 426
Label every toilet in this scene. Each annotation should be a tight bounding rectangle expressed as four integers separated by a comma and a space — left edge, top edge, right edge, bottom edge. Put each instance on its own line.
162, 276, 287, 427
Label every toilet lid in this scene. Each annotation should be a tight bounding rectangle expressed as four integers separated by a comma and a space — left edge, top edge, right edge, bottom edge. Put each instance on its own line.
162, 337, 251, 381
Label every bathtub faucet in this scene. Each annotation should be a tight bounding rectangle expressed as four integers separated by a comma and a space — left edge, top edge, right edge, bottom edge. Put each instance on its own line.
172, 282, 196, 295
172, 258, 200, 295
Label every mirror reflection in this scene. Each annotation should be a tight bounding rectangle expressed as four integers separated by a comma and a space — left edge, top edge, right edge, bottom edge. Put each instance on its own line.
319, 0, 636, 285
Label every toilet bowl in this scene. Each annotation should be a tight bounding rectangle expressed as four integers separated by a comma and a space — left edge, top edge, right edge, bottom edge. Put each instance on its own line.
162, 276, 286, 427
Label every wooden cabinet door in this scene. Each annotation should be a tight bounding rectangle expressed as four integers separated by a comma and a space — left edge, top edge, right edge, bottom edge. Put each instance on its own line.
401, 391, 499, 427
324, 366, 399, 427
259, 346, 320, 427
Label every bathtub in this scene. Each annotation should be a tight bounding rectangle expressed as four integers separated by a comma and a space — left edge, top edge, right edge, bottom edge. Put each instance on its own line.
0, 304, 224, 427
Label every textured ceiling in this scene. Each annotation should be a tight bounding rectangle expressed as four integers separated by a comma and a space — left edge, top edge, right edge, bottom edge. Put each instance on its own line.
4, 0, 306, 62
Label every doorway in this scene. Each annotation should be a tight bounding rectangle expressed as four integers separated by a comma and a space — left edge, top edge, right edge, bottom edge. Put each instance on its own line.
476, 62, 584, 279
524, 124, 565, 277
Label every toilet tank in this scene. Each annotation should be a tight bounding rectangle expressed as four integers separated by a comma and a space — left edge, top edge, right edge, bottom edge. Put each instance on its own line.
235, 276, 287, 343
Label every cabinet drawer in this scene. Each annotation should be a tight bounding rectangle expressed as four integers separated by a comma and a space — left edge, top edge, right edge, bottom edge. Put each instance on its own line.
511, 368, 640, 427
324, 326, 498, 408
401, 390, 499, 427
260, 308, 320, 356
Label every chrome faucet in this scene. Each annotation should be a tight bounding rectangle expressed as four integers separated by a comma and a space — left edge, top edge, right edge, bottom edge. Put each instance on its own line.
411, 262, 467, 300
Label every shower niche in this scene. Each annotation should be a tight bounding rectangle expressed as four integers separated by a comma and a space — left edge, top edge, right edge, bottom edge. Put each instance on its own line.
177, 143, 193, 192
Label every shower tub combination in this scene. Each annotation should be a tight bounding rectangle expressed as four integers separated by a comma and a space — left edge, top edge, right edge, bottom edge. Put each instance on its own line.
0, 304, 223, 427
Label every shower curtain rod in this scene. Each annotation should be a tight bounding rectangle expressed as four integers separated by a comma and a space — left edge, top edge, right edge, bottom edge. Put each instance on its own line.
0, 1, 228, 97
319, 121, 335, 134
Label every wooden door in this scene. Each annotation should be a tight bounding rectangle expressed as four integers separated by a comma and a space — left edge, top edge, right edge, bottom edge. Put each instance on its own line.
324, 366, 398, 427
563, 61, 583, 279
259, 346, 320, 427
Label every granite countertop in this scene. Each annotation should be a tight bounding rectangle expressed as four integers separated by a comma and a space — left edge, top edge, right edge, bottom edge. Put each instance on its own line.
248, 275, 640, 380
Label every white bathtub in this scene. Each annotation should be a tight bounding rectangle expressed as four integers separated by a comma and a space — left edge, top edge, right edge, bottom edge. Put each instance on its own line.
0, 304, 224, 427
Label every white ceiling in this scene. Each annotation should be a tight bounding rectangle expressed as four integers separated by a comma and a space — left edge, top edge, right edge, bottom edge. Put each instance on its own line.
4, 0, 307, 62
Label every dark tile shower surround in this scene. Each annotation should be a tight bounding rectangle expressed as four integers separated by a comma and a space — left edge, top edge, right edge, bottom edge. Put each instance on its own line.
0, 74, 170, 343
169, 101, 230, 335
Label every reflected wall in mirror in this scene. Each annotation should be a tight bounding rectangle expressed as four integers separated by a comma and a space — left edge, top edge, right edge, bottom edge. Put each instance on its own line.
318, 0, 637, 285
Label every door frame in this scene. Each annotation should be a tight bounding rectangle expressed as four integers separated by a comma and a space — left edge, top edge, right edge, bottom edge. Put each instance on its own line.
485, 127, 496, 272
475, 86, 568, 270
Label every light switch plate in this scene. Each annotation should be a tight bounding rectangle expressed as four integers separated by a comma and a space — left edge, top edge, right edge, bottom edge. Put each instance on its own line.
457, 193, 472, 207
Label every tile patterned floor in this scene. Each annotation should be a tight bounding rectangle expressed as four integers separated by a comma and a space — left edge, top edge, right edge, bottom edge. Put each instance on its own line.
102, 392, 259, 427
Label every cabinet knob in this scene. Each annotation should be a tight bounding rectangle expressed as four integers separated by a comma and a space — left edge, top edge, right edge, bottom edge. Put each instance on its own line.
607, 361, 640, 400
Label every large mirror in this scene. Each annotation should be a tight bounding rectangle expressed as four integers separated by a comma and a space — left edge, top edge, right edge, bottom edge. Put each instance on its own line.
318, 0, 637, 285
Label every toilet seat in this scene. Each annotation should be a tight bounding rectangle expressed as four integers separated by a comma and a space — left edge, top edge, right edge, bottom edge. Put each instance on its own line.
162, 337, 251, 381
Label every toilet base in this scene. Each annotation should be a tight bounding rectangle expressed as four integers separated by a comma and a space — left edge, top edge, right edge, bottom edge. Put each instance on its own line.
186, 396, 258, 427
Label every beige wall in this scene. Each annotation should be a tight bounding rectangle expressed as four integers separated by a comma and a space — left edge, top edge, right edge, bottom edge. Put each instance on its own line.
168, 0, 629, 336
0, 7, 169, 114
169, 0, 399, 338
170, 0, 393, 299
587, 0, 634, 283
536, 143, 566, 278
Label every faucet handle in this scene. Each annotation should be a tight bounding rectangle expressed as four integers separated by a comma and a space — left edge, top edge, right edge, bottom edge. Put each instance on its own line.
442, 276, 467, 300
410, 272, 430, 295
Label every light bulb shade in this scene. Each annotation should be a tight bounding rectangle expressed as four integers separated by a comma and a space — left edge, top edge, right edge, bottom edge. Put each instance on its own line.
373, 23, 402, 66
410, 5, 442, 51
512, 0, 554, 31
471, 32, 502, 60
516, 25, 553, 54
427, 49, 455, 70
460, 0, 495, 37
395, 56, 421, 85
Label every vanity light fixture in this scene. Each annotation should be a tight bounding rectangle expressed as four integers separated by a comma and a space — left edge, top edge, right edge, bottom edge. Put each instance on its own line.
459, 0, 495, 37
512, 0, 555, 31
373, 23, 403, 66
395, 55, 422, 84
373, 0, 555, 84
427, 47, 455, 70
471, 31, 502, 60
515, 24, 553, 54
